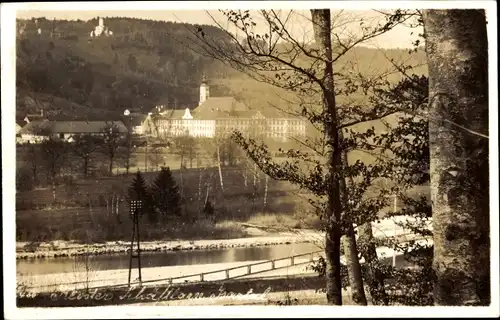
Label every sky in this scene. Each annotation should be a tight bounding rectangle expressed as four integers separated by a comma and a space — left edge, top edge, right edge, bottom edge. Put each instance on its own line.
14, 3, 425, 49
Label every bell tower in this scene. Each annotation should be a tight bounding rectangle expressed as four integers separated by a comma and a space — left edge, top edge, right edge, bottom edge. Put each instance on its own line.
199, 73, 210, 106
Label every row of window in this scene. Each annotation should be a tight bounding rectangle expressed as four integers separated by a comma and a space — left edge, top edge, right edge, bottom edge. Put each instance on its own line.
150, 119, 305, 126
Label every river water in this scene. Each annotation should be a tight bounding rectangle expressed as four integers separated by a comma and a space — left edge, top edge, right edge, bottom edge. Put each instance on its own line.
16, 243, 323, 276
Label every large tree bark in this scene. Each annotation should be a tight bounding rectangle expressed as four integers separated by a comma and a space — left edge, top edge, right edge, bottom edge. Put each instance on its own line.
311, 9, 343, 305
423, 9, 490, 306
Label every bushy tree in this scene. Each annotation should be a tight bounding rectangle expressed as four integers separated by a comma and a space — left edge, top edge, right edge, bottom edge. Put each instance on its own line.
40, 136, 69, 202
172, 134, 197, 169
150, 166, 181, 221
72, 134, 100, 178
100, 122, 124, 175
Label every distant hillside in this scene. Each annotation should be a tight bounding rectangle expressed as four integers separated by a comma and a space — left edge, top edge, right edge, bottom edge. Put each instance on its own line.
16, 17, 233, 119
16, 16, 427, 121
16, 88, 118, 121
213, 46, 427, 118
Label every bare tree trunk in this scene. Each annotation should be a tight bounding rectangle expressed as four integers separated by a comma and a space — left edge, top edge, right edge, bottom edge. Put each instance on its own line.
29, 144, 38, 186
253, 163, 257, 188
340, 148, 367, 305
423, 9, 490, 306
357, 222, 388, 305
109, 156, 114, 176
31, 161, 38, 186
311, 9, 343, 305
263, 174, 269, 208
198, 168, 203, 201
84, 157, 89, 178
204, 183, 210, 205
52, 176, 56, 203
243, 164, 248, 187
217, 145, 224, 193
115, 195, 121, 222
341, 227, 367, 305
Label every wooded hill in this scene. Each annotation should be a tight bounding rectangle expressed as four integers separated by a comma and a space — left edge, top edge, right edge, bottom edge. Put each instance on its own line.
16, 16, 427, 120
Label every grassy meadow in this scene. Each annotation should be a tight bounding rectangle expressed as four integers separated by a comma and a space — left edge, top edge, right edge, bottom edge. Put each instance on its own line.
15, 113, 429, 244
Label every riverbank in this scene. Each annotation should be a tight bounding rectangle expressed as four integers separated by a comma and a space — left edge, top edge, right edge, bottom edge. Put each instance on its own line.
16, 215, 430, 260
16, 216, 430, 260
16, 229, 324, 260
18, 242, 420, 294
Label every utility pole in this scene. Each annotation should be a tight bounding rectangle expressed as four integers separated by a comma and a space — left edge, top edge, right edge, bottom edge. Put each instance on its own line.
124, 109, 132, 175
128, 199, 143, 286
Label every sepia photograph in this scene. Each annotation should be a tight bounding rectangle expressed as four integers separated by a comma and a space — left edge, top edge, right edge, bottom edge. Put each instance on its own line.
2, 1, 498, 318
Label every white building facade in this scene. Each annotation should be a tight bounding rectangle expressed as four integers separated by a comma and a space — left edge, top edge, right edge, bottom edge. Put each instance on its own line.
142, 79, 307, 141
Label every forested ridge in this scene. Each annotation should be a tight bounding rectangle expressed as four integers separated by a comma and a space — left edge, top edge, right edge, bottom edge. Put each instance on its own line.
16, 16, 426, 120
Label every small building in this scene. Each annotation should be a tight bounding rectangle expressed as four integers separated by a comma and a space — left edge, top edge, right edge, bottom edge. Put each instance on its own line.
121, 112, 148, 135
17, 120, 128, 144
23, 110, 46, 124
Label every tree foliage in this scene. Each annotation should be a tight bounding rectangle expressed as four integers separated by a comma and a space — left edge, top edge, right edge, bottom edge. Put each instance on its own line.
72, 134, 100, 177
150, 167, 182, 220
100, 122, 125, 175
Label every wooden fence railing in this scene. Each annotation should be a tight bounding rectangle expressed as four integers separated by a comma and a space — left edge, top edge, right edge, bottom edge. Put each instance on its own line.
21, 235, 432, 292
24, 250, 325, 291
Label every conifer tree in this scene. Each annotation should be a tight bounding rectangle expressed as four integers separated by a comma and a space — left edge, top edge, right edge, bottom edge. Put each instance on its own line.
150, 166, 181, 220
128, 170, 153, 220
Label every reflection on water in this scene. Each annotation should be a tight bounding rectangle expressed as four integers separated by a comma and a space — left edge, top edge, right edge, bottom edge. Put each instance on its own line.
17, 243, 322, 276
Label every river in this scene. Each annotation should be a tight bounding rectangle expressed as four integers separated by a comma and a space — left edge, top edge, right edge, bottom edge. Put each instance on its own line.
16, 242, 323, 276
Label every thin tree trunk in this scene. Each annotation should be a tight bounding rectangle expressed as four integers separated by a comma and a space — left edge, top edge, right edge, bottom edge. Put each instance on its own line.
204, 183, 210, 205
358, 222, 389, 305
116, 195, 121, 222
263, 174, 269, 209
243, 164, 248, 187
29, 145, 38, 186
311, 9, 343, 305
109, 156, 114, 176
31, 162, 38, 186
341, 226, 367, 305
198, 168, 203, 201
84, 157, 88, 178
253, 163, 257, 187
217, 145, 224, 193
52, 175, 56, 203
340, 148, 367, 305
126, 148, 130, 175
423, 9, 490, 306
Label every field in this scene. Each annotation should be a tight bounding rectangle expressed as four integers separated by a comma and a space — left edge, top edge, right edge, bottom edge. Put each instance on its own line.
15, 139, 429, 244
15, 160, 326, 243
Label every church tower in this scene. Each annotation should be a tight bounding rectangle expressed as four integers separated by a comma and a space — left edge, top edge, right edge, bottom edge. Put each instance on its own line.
199, 73, 210, 106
